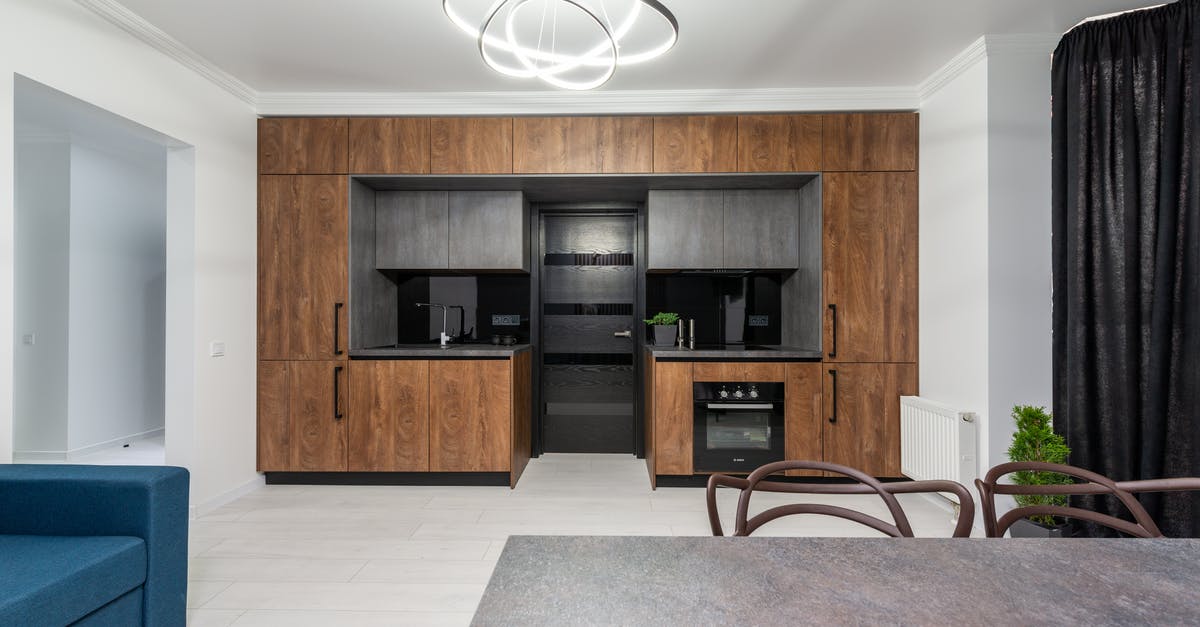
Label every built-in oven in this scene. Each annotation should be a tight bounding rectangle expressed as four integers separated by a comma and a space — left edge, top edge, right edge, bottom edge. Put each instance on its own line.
693, 381, 785, 473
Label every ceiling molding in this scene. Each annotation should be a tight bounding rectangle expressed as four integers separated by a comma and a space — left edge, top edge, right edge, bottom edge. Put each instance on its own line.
917, 36, 987, 102
74, 0, 258, 107
255, 87, 920, 116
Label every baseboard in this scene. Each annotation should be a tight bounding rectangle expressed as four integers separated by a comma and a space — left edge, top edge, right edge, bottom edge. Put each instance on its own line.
67, 427, 165, 460
189, 474, 265, 519
12, 450, 70, 462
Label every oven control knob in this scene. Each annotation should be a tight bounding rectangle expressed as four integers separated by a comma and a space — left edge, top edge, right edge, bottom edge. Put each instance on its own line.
749, 386, 759, 399
719, 387, 729, 399
733, 388, 744, 399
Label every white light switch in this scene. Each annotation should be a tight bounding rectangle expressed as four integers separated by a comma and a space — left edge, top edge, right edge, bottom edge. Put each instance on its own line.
21, 333, 35, 345
209, 341, 226, 357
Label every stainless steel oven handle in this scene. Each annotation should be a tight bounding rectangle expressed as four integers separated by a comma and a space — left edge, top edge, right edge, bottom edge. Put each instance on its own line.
705, 403, 775, 410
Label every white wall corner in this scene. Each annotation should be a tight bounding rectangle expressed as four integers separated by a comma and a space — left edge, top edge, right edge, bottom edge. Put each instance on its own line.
190, 474, 265, 519
982, 34, 1063, 57
918, 37, 987, 102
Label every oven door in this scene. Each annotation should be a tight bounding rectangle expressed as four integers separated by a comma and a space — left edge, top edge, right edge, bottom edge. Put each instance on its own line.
693, 401, 785, 473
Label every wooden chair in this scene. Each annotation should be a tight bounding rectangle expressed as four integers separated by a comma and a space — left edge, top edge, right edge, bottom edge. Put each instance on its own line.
975, 461, 1200, 538
706, 460, 975, 537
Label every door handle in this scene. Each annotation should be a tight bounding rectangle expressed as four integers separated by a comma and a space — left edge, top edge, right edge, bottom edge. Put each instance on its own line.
334, 303, 344, 356
827, 304, 837, 359
333, 366, 344, 421
613, 330, 632, 338
828, 369, 838, 424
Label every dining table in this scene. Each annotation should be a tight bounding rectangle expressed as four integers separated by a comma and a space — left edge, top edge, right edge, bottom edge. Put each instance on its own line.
470, 535, 1200, 625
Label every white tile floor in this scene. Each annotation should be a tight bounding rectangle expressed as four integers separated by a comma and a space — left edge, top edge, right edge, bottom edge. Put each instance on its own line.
187, 454, 962, 626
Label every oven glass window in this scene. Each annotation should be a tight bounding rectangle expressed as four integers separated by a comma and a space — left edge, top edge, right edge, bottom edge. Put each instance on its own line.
706, 412, 771, 450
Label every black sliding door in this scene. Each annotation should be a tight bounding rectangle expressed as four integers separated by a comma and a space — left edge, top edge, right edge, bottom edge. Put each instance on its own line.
540, 213, 637, 453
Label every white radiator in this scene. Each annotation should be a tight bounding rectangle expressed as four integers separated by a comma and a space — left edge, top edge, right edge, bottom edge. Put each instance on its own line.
900, 396, 977, 487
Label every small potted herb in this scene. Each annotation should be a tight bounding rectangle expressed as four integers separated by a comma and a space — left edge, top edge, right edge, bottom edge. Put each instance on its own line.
644, 312, 680, 347
1006, 405, 1073, 537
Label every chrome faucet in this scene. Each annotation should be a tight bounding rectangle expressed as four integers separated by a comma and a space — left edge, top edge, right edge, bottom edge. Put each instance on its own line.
416, 303, 452, 348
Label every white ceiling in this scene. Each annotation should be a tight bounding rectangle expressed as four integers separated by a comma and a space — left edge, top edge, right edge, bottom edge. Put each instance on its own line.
109, 0, 1162, 95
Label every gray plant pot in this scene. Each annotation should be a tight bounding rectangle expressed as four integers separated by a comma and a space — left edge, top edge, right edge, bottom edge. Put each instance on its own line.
1009, 517, 1070, 538
651, 324, 677, 347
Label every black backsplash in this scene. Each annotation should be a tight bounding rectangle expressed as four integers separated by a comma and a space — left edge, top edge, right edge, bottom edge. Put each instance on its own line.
385, 273, 531, 343
645, 274, 782, 345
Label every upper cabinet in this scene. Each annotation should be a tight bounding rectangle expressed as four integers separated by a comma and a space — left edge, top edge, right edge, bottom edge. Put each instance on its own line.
737, 114, 822, 172
646, 190, 723, 270
653, 116, 737, 173
647, 189, 801, 271
258, 118, 348, 174
375, 190, 529, 272
722, 189, 800, 269
375, 191, 449, 270
349, 118, 430, 174
822, 113, 918, 172
430, 117, 513, 174
514, 116, 653, 174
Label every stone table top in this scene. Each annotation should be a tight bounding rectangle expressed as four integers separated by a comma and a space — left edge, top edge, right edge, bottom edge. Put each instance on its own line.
471, 536, 1200, 626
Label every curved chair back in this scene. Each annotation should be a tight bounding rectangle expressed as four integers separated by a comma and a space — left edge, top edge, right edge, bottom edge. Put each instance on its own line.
976, 461, 1200, 538
707, 460, 975, 537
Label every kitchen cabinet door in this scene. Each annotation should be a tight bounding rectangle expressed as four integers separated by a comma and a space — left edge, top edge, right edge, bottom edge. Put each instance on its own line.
737, 114, 822, 172
513, 116, 652, 174
784, 362, 823, 477
823, 172, 917, 363
254, 360, 346, 472
257, 361, 291, 471
822, 113, 917, 172
258, 118, 348, 174
646, 190, 723, 270
653, 360, 693, 475
258, 176, 294, 360
349, 117, 430, 174
448, 191, 529, 271
692, 362, 786, 383
375, 191, 449, 269
430, 117, 513, 174
429, 360, 512, 472
653, 116, 737, 173
348, 360, 430, 472
822, 363, 916, 477
722, 189, 801, 269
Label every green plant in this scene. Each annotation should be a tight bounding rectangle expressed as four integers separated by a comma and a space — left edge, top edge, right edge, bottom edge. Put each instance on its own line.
643, 312, 680, 326
1006, 405, 1072, 526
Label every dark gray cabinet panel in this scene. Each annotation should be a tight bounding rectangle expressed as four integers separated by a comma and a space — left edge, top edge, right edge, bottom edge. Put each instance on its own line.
722, 189, 800, 269
646, 190, 723, 270
448, 191, 529, 272
376, 191, 448, 269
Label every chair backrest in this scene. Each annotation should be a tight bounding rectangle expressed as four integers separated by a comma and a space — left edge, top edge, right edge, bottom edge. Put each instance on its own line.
975, 461, 1200, 538
706, 460, 975, 537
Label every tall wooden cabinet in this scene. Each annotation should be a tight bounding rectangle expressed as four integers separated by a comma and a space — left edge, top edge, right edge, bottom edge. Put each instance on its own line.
257, 360, 348, 472
822, 363, 916, 477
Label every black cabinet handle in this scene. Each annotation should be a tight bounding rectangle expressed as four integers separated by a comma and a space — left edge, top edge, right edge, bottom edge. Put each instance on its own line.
333, 366, 344, 421
827, 304, 838, 358
828, 369, 838, 424
334, 302, 344, 356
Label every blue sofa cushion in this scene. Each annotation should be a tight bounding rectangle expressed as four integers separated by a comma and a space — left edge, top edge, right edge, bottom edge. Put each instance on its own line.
0, 535, 147, 626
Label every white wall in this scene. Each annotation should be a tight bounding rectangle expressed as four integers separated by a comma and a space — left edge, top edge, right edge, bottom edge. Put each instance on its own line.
1, 0, 258, 510
13, 140, 71, 454
66, 142, 166, 452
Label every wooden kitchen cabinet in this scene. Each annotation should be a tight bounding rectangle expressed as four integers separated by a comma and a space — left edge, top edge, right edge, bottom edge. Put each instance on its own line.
448, 191, 530, 271
822, 363, 916, 477
429, 360, 512, 472
257, 360, 348, 472
258, 175, 348, 361
430, 117, 513, 174
646, 190, 723, 270
721, 189, 800, 269
348, 360, 430, 472
653, 116, 737, 173
822, 113, 917, 172
648, 359, 693, 477
693, 362, 786, 382
513, 116, 653, 174
784, 362, 823, 477
348, 117, 430, 174
737, 114, 822, 172
823, 172, 917, 363
375, 191, 449, 270
258, 118, 348, 174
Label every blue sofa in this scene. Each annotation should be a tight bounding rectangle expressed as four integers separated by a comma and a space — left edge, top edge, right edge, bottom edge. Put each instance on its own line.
0, 465, 189, 626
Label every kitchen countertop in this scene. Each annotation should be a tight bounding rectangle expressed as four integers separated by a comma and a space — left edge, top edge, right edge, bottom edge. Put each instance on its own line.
350, 344, 532, 359
645, 345, 822, 361
472, 536, 1200, 626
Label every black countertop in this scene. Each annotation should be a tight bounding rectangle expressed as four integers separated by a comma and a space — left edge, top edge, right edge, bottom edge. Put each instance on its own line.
350, 344, 531, 359
645, 344, 822, 361
472, 536, 1200, 626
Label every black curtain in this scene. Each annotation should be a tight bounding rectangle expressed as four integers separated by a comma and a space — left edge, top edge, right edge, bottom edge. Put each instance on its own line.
1052, 0, 1200, 537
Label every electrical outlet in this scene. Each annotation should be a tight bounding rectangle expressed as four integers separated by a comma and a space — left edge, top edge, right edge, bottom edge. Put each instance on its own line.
748, 315, 770, 328
492, 314, 521, 326
209, 341, 226, 357
21, 333, 35, 345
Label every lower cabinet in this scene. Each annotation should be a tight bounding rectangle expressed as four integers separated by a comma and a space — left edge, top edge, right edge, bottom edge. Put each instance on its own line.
821, 363, 917, 477
257, 360, 348, 472
348, 360, 429, 472
429, 360, 511, 472
784, 362, 823, 477
649, 360, 694, 478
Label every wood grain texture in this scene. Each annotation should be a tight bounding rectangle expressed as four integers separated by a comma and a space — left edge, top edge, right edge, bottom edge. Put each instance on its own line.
510, 352, 532, 488
257, 176, 293, 360
430, 117, 513, 174
447, 191, 528, 271
822, 113, 917, 172
429, 360, 512, 472
645, 353, 657, 487
823, 172, 918, 363
257, 361, 290, 471
290, 176, 349, 360
784, 362, 823, 477
258, 118, 348, 174
692, 362, 786, 382
347, 360, 429, 472
822, 363, 917, 477
375, 191, 449, 269
513, 116, 652, 173
737, 114, 822, 172
653, 360, 693, 475
349, 117, 430, 174
289, 361, 348, 471
646, 190, 723, 270
721, 189, 801, 269
652, 116, 737, 173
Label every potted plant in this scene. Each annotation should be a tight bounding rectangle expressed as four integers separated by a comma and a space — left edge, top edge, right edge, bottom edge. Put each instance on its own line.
1005, 405, 1073, 537
644, 312, 680, 347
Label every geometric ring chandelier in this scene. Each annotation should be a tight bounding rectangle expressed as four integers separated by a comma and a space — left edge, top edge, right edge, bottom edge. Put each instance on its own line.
443, 0, 679, 90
